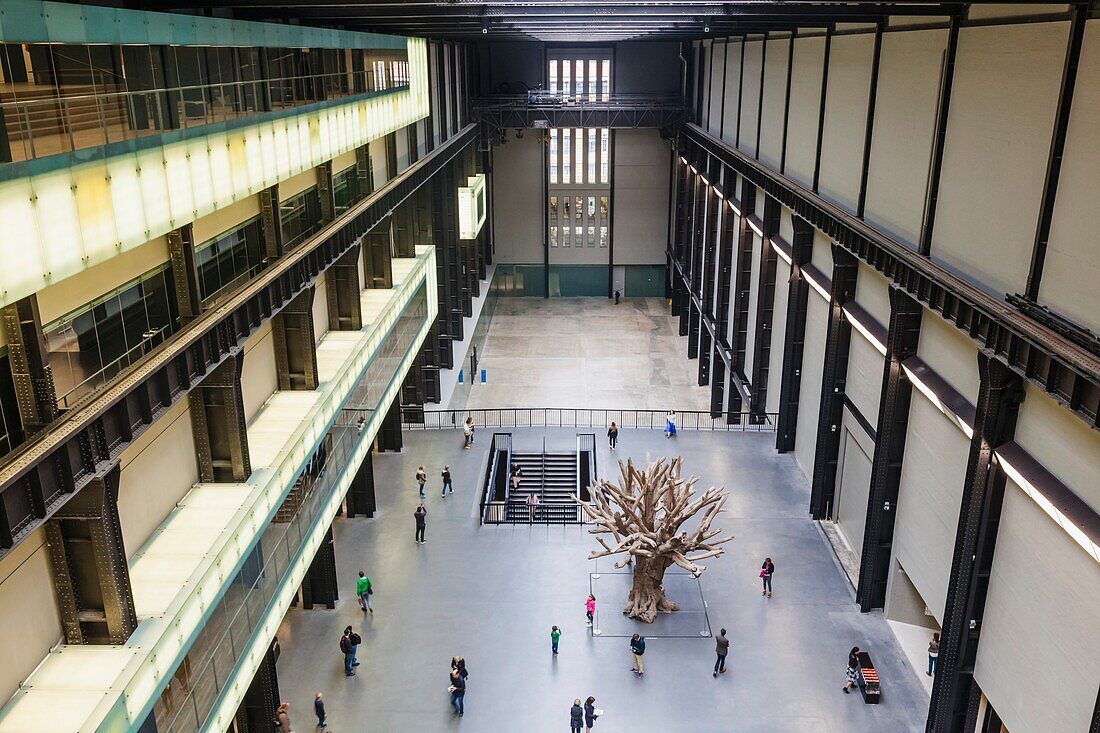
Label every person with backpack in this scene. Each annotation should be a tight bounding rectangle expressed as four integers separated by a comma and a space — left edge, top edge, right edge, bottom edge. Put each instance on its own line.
607, 422, 618, 450
416, 465, 427, 501
927, 632, 940, 676
570, 699, 584, 732
844, 646, 861, 693
760, 557, 775, 597
441, 465, 453, 497
414, 504, 427, 544
356, 571, 373, 613
629, 634, 646, 675
340, 627, 360, 677
449, 657, 468, 716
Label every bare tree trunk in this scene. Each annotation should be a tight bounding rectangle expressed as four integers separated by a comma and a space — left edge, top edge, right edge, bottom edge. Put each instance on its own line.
624, 556, 680, 622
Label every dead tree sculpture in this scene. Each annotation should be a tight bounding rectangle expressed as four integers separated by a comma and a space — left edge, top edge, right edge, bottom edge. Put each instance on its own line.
575, 455, 732, 623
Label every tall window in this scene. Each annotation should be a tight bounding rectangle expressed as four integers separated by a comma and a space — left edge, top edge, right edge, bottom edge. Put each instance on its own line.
280, 186, 323, 250
549, 129, 559, 184
196, 217, 267, 304
562, 129, 572, 184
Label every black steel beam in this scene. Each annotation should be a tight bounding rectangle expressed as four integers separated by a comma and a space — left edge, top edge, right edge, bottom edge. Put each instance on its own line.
775, 217, 814, 452
272, 285, 320, 391
345, 442, 377, 518
856, 21, 883, 218
857, 286, 922, 611
714, 174, 739, 417
0, 295, 58, 435
326, 244, 364, 332
808, 246, 859, 519
749, 195, 781, 419
928, 354, 1024, 733
0, 125, 479, 561
779, 29, 796, 175
682, 124, 1100, 430
1024, 2, 1088, 302
730, 184, 757, 381
167, 224, 202, 323
473, 99, 689, 134
301, 527, 339, 610
189, 352, 251, 484
811, 27, 832, 193
918, 15, 959, 255
378, 394, 403, 453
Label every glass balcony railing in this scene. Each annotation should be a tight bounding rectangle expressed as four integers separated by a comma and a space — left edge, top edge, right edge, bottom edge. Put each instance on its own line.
0, 67, 409, 164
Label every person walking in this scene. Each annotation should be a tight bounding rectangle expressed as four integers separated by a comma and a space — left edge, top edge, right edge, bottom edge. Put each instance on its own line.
844, 646, 861, 693
510, 463, 523, 492
416, 465, 427, 501
584, 697, 599, 731
664, 410, 677, 438
356, 571, 373, 613
414, 503, 427, 544
927, 632, 940, 676
713, 628, 729, 677
449, 669, 466, 716
451, 656, 470, 681
463, 416, 476, 448
585, 594, 596, 627
761, 557, 775, 597
527, 491, 539, 521
614, 289, 621, 305
313, 693, 326, 728
339, 627, 358, 677
607, 422, 618, 450
275, 702, 293, 733
629, 634, 646, 675
551, 625, 562, 655
441, 464, 453, 497
570, 699, 584, 733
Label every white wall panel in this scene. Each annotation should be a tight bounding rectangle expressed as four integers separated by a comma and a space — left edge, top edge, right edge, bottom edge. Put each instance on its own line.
836, 417, 874, 557
614, 131, 670, 265
118, 398, 198, 556
812, 229, 834, 274
0, 531, 62, 705
1038, 22, 1100, 332
975, 479, 1100, 733
707, 40, 725, 136
312, 273, 329, 346
863, 28, 948, 248
892, 393, 970, 622
370, 138, 389, 187
785, 36, 827, 186
738, 40, 764, 155
1015, 384, 1100, 514
766, 258, 791, 415
794, 293, 829, 479
779, 207, 795, 243
758, 37, 792, 170
721, 40, 743, 147
242, 320, 277, 423
279, 168, 318, 200
846, 329, 884, 422
817, 33, 875, 214
743, 233, 762, 378
931, 21, 1068, 297
492, 135, 544, 264
916, 310, 979, 402
854, 262, 890, 327
700, 40, 713, 131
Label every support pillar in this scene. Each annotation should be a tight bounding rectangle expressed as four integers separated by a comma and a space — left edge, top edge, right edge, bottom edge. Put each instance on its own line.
317, 160, 335, 225
300, 527, 339, 610
188, 352, 250, 483
809, 246, 859, 519
356, 144, 373, 197
260, 185, 284, 261
326, 244, 363, 332
45, 464, 137, 644
749, 195, 782, 421
857, 287, 922, 610
714, 176, 738, 418
167, 224, 202, 322
775, 216, 814, 452
730, 185, 758, 382
235, 638, 281, 733
272, 285, 319, 391
378, 396, 403, 453
346, 445, 377, 518
363, 223, 394, 289
928, 354, 1024, 733
697, 173, 720, 387
0, 295, 58, 435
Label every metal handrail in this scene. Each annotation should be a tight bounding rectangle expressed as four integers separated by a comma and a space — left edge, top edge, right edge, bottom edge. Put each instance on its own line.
404, 408, 778, 432
472, 92, 688, 110
480, 432, 511, 524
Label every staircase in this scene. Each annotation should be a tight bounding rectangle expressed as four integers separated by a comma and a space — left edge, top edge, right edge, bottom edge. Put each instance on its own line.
504, 451, 579, 522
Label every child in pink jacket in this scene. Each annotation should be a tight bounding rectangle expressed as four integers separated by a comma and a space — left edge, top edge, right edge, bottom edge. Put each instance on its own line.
585, 594, 596, 627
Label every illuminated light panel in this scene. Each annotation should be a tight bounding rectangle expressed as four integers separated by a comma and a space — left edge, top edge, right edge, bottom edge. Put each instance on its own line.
728, 200, 741, 216
748, 218, 764, 238
0, 38, 429, 309
700, 176, 710, 186
842, 305, 887, 356
0, 248, 438, 733
770, 238, 793, 267
801, 268, 831, 302
680, 156, 688, 165
457, 173, 487, 240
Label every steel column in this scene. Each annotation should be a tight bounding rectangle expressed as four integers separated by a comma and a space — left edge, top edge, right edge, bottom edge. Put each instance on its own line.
811, 27, 833, 193
167, 224, 203, 323
236, 639, 281, 733
809, 246, 859, 519
730, 184, 757, 381
856, 21, 883, 218
272, 285, 319, 391
317, 159, 335, 225
0, 295, 58, 435
928, 353, 1024, 733
749, 195, 782, 420
260, 184, 284, 261
326, 244, 363, 332
857, 287, 922, 611
301, 527, 339, 610
188, 352, 251, 483
919, 16, 959, 256
356, 144, 374, 196
346, 444, 377, 518
378, 395, 403, 453
775, 216, 815, 452
45, 464, 137, 644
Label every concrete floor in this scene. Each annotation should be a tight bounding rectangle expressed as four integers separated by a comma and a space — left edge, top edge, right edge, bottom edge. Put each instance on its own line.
461, 298, 713, 412
274, 428, 929, 732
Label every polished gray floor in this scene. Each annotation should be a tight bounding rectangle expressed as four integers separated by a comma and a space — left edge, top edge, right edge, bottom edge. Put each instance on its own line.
275, 429, 928, 732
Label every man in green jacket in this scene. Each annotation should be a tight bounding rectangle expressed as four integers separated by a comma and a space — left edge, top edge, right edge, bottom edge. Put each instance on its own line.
356, 570, 373, 614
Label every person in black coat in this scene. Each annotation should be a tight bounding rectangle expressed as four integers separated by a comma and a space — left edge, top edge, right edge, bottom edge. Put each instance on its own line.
583, 697, 598, 730
570, 699, 584, 732
449, 669, 466, 716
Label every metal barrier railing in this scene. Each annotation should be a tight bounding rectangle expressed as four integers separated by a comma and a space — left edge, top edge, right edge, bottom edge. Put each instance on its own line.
405, 408, 778, 432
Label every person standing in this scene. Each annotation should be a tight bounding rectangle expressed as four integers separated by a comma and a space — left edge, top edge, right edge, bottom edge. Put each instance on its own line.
844, 646, 861, 693
526, 491, 539, 521
760, 557, 775, 597
449, 669, 466, 717
607, 422, 618, 450
551, 625, 562, 655
664, 410, 677, 438
416, 465, 427, 501
570, 699, 584, 733
630, 634, 646, 675
585, 594, 596, 627
414, 504, 427, 544
441, 464, 453, 497
614, 289, 622, 305
339, 627, 356, 676
713, 628, 729, 677
275, 702, 292, 733
451, 655, 470, 681
464, 416, 476, 447
927, 632, 940, 676
584, 696, 599, 731
313, 693, 326, 728
356, 571, 373, 613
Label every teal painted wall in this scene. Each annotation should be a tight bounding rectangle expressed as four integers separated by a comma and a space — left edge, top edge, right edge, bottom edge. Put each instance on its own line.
625, 265, 666, 297
550, 265, 607, 297
494, 264, 666, 297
